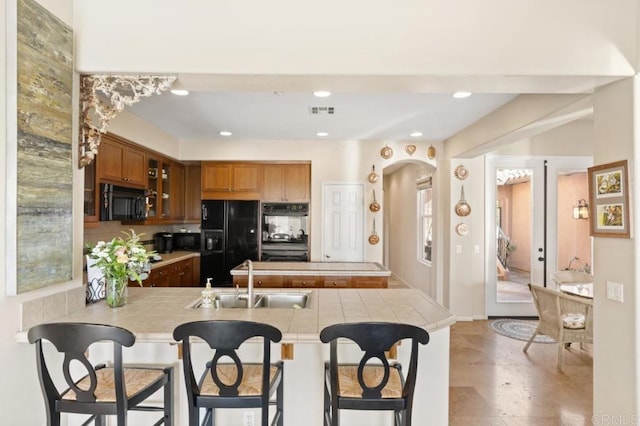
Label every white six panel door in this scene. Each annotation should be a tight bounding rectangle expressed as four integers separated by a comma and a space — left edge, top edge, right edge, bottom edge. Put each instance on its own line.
322, 183, 364, 262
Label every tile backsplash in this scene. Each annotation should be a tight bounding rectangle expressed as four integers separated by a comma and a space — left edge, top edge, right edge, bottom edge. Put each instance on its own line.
20, 285, 87, 331
84, 221, 201, 254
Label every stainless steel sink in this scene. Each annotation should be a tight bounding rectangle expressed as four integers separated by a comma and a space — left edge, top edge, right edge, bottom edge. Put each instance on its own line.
187, 292, 310, 309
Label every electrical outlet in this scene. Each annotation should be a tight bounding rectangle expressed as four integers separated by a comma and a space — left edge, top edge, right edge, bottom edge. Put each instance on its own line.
243, 411, 255, 426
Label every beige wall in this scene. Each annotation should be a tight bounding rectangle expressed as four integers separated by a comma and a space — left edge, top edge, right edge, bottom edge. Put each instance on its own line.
556, 173, 591, 271
592, 77, 639, 417
1, 2, 81, 425
73, 0, 635, 79
384, 162, 436, 297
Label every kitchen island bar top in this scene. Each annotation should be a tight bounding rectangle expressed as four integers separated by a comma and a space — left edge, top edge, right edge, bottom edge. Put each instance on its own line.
230, 261, 391, 277
16, 287, 454, 343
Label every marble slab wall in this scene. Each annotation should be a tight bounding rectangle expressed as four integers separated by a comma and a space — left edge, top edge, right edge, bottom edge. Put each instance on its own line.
15, 0, 73, 293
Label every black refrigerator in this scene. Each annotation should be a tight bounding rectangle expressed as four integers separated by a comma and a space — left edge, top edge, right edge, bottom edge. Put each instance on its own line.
200, 200, 259, 286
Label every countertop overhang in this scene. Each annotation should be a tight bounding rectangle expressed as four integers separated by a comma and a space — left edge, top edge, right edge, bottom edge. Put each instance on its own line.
16, 287, 455, 343
230, 261, 392, 277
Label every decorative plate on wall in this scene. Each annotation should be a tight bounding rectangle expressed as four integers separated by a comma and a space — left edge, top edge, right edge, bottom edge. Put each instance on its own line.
454, 164, 469, 180
405, 144, 416, 156
455, 223, 469, 236
380, 145, 394, 159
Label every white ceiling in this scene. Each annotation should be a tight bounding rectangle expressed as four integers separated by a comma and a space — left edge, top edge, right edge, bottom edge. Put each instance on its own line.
129, 90, 518, 142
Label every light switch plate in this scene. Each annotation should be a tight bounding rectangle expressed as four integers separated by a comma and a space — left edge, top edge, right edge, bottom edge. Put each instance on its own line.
606, 281, 624, 302
456, 245, 462, 254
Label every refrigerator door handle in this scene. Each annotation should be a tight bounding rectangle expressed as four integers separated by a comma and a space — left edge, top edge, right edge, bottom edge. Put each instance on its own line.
202, 204, 208, 221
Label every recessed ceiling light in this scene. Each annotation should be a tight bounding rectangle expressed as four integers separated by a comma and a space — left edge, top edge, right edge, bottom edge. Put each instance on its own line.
316, 132, 329, 137
313, 90, 331, 98
170, 89, 189, 96
410, 132, 423, 138
219, 131, 232, 136
453, 91, 472, 99
273, 91, 284, 96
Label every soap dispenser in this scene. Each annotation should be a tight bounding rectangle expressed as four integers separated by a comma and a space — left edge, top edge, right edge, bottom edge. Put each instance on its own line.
201, 278, 214, 306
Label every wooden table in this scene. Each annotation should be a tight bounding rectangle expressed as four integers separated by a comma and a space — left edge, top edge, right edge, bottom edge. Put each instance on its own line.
559, 283, 593, 299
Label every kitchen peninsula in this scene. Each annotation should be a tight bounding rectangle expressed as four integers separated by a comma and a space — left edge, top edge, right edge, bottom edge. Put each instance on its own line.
17, 286, 455, 425
231, 261, 392, 288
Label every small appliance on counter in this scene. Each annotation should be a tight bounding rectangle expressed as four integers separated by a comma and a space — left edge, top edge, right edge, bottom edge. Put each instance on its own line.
172, 232, 201, 251
154, 232, 173, 254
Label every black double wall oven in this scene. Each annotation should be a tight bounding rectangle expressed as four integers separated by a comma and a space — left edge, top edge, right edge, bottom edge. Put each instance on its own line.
261, 202, 309, 261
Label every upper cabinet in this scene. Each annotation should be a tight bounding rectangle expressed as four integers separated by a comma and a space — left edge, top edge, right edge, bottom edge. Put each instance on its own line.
262, 163, 311, 202
145, 158, 186, 222
184, 163, 202, 222
97, 134, 146, 188
171, 161, 185, 221
201, 162, 261, 200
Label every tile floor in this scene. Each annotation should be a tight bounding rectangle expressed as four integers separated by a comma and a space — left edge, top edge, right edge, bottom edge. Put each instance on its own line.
449, 320, 593, 425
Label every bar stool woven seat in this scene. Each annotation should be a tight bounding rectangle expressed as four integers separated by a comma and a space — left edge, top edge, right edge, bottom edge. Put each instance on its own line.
173, 320, 284, 426
28, 322, 173, 426
320, 322, 430, 426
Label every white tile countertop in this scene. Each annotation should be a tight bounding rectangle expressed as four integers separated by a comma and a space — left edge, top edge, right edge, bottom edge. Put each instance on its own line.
16, 287, 455, 343
230, 261, 392, 277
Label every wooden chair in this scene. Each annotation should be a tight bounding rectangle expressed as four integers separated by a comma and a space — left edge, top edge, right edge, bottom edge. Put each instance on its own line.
523, 283, 593, 371
172, 320, 284, 426
27, 322, 173, 426
320, 322, 430, 426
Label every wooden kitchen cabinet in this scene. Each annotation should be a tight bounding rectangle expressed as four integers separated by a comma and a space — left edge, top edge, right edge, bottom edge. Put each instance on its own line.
232, 274, 386, 288
145, 265, 170, 287
97, 134, 147, 188
184, 163, 202, 222
261, 163, 310, 202
146, 258, 196, 287
321, 276, 351, 288
146, 157, 174, 221
201, 162, 261, 200
168, 258, 193, 286
234, 275, 284, 288
83, 159, 99, 225
352, 276, 387, 288
171, 161, 185, 221
287, 275, 318, 288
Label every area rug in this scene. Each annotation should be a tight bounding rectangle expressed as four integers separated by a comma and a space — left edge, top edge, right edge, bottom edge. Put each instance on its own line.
487, 319, 555, 344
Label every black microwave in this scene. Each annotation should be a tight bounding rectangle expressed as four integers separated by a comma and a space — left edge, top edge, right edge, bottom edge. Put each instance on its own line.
100, 183, 147, 221
173, 232, 201, 251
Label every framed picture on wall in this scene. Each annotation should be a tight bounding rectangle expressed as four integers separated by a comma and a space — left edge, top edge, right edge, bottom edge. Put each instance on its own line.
588, 160, 630, 238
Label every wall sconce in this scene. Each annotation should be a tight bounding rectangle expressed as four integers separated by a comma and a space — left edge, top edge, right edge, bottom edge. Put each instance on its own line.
573, 199, 589, 220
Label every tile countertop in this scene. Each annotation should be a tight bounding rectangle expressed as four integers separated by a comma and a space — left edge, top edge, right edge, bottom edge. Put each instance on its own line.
230, 261, 391, 277
150, 251, 200, 269
16, 287, 455, 343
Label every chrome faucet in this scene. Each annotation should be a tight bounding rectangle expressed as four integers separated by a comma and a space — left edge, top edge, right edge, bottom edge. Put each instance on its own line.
235, 259, 255, 308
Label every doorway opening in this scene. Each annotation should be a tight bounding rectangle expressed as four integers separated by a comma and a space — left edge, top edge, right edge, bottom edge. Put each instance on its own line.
486, 156, 592, 317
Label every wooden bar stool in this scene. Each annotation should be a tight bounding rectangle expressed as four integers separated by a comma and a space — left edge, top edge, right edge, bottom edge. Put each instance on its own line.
173, 320, 284, 426
320, 322, 430, 426
27, 322, 174, 426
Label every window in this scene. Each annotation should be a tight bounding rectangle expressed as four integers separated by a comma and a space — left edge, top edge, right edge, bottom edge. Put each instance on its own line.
418, 186, 433, 263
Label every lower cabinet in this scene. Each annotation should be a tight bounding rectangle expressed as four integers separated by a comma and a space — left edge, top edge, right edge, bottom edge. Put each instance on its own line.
234, 275, 284, 288
146, 258, 198, 287
232, 274, 387, 288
